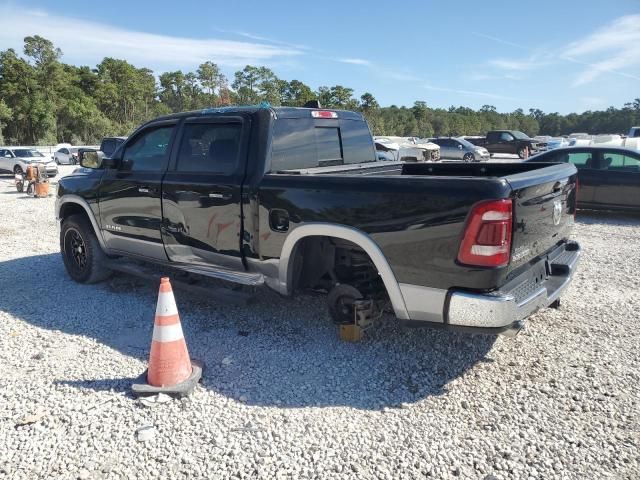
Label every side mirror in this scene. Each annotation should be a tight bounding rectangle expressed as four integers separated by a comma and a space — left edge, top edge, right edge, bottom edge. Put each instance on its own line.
80, 150, 102, 169
458, 144, 463, 149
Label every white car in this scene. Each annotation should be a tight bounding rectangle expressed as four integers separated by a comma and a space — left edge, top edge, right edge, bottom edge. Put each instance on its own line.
0, 147, 59, 176
54, 147, 80, 165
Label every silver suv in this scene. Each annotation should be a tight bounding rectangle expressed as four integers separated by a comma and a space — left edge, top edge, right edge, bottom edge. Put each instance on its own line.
0, 147, 58, 176
430, 137, 489, 162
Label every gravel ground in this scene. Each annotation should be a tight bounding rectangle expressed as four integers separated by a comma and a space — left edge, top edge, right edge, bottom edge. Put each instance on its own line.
0, 172, 638, 480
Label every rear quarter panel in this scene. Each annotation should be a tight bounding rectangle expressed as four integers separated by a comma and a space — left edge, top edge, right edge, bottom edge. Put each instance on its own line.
251, 174, 515, 290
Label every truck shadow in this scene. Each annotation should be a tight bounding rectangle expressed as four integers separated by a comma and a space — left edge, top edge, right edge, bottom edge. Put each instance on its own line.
2, 253, 496, 410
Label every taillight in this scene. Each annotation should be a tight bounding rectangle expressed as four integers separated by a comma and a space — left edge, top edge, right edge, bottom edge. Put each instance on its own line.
311, 110, 338, 119
457, 199, 513, 268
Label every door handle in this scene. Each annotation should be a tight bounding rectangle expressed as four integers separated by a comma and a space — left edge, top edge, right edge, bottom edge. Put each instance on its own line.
208, 192, 232, 200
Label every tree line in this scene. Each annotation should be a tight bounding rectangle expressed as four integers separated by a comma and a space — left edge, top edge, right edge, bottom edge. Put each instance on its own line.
0, 36, 638, 145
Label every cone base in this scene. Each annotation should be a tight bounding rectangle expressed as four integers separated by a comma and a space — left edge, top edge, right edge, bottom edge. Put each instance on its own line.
132, 359, 203, 398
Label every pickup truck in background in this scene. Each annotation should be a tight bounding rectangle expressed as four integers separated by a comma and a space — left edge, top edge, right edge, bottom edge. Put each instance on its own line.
466, 130, 543, 159
78, 136, 127, 164
56, 105, 580, 336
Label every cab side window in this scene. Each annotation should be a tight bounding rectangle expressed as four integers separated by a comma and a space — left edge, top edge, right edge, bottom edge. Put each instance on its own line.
565, 152, 593, 168
499, 132, 513, 141
122, 126, 174, 172
602, 152, 640, 171
177, 123, 241, 174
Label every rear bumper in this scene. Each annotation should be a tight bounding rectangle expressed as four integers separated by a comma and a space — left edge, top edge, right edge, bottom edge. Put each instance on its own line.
447, 241, 581, 334
398, 241, 581, 335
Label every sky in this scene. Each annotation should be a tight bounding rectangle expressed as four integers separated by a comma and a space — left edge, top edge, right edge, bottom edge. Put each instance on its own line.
0, 1, 638, 114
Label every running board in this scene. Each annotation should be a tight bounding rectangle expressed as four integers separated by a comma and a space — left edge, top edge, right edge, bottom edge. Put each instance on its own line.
178, 265, 265, 286
104, 260, 257, 305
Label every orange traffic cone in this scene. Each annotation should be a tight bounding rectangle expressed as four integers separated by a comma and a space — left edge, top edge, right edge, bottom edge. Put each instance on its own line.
132, 277, 203, 397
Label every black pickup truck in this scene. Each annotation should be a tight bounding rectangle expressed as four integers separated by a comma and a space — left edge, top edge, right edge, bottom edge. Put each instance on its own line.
466, 131, 542, 159
56, 105, 581, 335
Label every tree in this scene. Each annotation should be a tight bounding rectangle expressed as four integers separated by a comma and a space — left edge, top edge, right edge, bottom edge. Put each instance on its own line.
0, 99, 12, 143
196, 62, 226, 97
232, 65, 261, 104
282, 79, 315, 106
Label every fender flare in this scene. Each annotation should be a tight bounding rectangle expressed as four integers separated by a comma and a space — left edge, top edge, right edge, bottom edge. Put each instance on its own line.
277, 223, 410, 320
55, 194, 107, 250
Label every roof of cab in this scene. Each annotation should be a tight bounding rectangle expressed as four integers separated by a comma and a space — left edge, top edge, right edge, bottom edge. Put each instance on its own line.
150, 105, 364, 123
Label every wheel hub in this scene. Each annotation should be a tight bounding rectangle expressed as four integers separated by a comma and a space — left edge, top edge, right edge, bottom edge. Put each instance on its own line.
65, 228, 87, 270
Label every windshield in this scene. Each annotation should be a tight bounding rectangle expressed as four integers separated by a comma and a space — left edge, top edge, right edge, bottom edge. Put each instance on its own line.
512, 131, 530, 140
13, 149, 45, 158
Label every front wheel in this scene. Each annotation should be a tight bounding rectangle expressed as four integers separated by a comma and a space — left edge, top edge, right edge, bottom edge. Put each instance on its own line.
517, 146, 529, 159
13, 165, 23, 175
463, 153, 475, 162
60, 214, 111, 283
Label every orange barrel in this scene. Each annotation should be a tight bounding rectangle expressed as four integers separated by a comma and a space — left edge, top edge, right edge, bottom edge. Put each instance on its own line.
25, 165, 36, 181
35, 181, 50, 198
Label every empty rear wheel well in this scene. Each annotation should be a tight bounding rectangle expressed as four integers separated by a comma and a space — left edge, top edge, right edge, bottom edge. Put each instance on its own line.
289, 235, 388, 300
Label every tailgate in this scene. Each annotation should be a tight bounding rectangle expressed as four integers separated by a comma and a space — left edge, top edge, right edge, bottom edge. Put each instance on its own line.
506, 163, 578, 269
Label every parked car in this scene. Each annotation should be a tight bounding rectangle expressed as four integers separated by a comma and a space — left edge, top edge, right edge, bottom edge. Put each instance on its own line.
373, 137, 400, 161
57, 106, 580, 336
0, 147, 58, 176
468, 131, 543, 158
545, 137, 570, 150
54, 147, 80, 165
429, 137, 489, 162
375, 136, 440, 162
628, 127, 640, 138
526, 146, 640, 211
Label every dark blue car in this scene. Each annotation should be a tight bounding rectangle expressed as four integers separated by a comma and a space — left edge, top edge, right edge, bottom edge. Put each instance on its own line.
526, 146, 640, 211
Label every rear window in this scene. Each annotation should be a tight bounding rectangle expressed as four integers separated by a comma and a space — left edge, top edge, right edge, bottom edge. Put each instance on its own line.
315, 127, 342, 163
271, 118, 375, 172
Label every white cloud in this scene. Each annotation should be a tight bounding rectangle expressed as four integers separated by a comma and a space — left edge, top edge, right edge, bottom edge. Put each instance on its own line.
488, 54, 551, 72
0, 6, 302, 68
563, 14, 640, 86
213, 29, 311, 51
338, 58, 372, 66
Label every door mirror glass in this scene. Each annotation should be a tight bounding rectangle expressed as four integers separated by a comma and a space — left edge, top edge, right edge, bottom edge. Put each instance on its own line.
80, 151, 102, 169
458, 144, 463, 149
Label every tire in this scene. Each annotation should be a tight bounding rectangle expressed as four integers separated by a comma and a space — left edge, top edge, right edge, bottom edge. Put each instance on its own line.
463, 153, 475, 162
16, 180, 24, 193
60, 214, 111, 284
517, 146, 528, 159
26, 183, 33, 196
327, 284, 363, 324
13, 165, 23, 175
